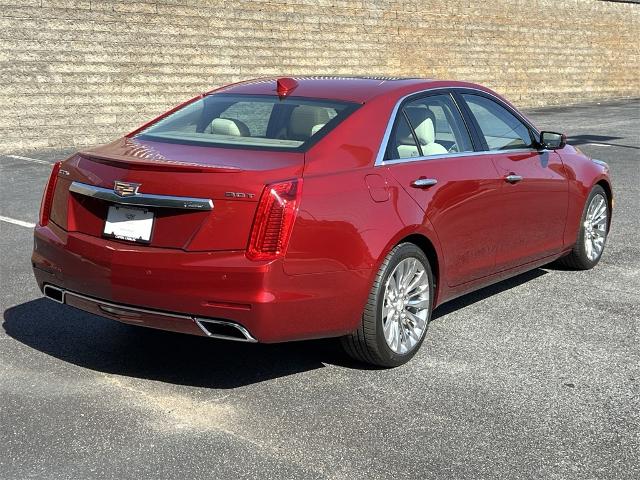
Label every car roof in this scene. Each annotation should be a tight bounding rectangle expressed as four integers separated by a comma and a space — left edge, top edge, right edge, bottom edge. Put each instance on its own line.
207, 76, 493, 103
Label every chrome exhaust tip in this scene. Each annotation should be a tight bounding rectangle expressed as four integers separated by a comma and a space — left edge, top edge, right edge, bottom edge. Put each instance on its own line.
194, 318, 257, 343
43, 284, 65, 304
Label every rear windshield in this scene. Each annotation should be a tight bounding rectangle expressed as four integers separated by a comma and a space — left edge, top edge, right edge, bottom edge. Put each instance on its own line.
135, 94, 360, 151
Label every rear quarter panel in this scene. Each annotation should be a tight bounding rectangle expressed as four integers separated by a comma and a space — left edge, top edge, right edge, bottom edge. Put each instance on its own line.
284, 97, 447, 305
285, 94, 406, 273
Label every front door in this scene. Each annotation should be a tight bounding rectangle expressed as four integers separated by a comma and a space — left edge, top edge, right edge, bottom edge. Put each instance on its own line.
458, 92, 569, 271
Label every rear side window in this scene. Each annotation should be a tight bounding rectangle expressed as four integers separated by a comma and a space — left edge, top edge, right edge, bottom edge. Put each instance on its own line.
135, 94, 359, 151
387, 94, 473, 160
388, 115, 420, 159
462, 94, 533, 151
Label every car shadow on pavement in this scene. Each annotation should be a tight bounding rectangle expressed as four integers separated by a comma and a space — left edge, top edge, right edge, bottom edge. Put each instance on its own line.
566, 134, 639, 150
431, 268, 547, 321
3, 298, 344, 388
4, 268, 548, 387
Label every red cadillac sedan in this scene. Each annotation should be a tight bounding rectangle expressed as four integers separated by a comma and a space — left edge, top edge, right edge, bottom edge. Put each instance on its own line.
32, 77, 612, 367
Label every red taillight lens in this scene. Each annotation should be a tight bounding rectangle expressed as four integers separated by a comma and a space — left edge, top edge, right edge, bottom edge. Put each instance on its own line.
247, 178, 303, 261
39, 161, 61, 226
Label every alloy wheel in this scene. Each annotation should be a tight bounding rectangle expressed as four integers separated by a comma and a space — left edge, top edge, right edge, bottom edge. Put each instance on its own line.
382, 257, 430, 354
583, 193, 608, 261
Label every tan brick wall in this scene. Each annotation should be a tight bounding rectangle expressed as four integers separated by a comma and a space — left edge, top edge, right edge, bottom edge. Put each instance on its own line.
0, 0, 638, 152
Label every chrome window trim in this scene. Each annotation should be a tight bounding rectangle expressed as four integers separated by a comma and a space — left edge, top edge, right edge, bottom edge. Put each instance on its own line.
374, 86, 541, 167
69, 181, 214, 211
378, 148, 543, 166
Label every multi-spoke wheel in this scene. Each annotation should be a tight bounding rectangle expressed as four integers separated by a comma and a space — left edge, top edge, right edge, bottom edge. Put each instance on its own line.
583, 193, 608, 261
341, 243, 434, 367
381, 258, 430, 355
557, 185, 610, 270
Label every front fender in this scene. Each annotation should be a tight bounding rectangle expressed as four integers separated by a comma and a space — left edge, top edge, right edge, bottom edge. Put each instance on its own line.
559, 146, 613, 246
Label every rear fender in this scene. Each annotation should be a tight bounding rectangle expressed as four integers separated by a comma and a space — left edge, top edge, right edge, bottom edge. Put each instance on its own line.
372, 217, 446, 308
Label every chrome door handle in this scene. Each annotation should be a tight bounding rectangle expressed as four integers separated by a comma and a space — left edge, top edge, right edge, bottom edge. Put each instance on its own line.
411, 178, 438, 188
505, 174, 523, 184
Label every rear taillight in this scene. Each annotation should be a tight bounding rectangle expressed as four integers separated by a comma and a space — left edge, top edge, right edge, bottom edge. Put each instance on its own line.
39, 161, 61, 226
247, 178, 303, 261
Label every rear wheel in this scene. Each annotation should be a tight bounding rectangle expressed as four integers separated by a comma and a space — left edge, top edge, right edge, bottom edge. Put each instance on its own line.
557, 185, 609, 270
341, 243, 434, 367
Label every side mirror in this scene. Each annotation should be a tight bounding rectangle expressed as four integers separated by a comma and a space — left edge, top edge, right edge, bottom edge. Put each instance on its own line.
539, 131, 567, 150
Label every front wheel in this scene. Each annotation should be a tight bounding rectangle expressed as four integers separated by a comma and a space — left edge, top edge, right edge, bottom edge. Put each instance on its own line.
341, 243, 434, 367
557, 185, 610, 270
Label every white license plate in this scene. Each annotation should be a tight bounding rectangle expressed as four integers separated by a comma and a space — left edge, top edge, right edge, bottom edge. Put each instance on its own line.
104, 205, 154, 243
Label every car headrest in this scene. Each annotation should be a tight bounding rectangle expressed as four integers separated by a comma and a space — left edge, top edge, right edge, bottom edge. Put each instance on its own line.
404, 107, 436, 145
289, 106, 331, 140
208, 117, 250, 136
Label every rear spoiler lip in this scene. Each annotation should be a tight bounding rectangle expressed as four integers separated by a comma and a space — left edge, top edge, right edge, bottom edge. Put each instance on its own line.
77, 150, 243, 173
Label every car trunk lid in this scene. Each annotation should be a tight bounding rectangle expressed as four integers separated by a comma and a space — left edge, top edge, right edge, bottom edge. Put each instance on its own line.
49, 138, 304, 252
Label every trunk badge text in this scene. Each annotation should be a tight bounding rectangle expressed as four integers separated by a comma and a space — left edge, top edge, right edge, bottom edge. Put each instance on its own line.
113, 181, 141, 197
225, 192, 256, 199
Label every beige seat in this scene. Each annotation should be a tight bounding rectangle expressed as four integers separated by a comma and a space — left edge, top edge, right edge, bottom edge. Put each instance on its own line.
311, 123, 325, 135
287, 105, 331, 141
403, 107, 448, 157
206, 117, 250, 136
396, 144, 421, 159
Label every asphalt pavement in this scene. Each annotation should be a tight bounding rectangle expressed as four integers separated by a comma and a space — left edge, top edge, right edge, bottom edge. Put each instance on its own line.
0, 99, 638, 479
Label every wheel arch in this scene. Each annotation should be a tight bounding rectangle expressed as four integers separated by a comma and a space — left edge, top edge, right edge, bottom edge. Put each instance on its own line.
596, 178, 612, 198
595, 178, 613, 225
401, 234, 439, 286
381, 230, 444, 307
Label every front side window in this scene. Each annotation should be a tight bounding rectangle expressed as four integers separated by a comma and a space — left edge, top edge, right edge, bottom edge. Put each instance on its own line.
387, 94, 473, 160
462, 94, 533, 151
135, 95, 359, 151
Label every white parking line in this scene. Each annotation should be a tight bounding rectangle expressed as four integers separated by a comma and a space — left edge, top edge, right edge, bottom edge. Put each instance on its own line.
0, 215, 36, 228
4, 154, 53, 166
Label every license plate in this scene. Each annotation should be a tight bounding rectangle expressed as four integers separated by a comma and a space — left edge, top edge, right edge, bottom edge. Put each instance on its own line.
104, 205, 154, 243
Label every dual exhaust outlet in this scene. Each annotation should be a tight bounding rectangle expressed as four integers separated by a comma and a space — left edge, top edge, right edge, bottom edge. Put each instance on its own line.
43, 284, 257, 343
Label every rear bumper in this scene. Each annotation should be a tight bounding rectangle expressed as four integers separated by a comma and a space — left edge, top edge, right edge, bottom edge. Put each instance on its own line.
32, 222, 371, 342
41, 284, 256, 341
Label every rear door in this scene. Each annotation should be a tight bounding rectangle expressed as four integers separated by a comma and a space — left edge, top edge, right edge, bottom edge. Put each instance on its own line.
457, 92, 568, 270
382, 92, 503, 287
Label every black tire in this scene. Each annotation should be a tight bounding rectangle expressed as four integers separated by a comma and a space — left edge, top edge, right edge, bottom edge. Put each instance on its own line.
341, 242, 434, 368
556, 185, 610, 270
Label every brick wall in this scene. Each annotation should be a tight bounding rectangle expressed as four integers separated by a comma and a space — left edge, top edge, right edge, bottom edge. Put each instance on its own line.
0, 0, 638, 152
